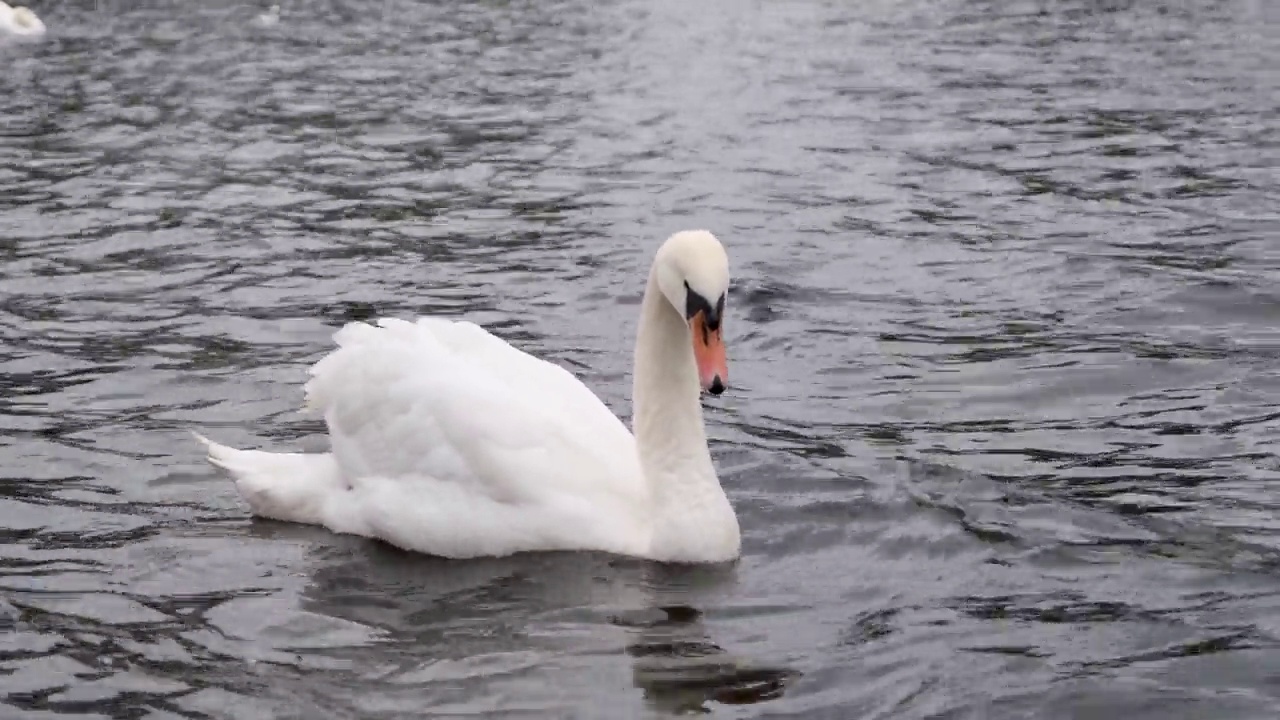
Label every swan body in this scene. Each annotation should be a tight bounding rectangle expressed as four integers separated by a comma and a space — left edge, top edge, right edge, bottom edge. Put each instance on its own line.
0, 2, 44, 37
197, 230, 740, 563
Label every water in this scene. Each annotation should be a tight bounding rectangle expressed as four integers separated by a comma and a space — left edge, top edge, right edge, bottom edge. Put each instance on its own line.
1, 0, 1278, 716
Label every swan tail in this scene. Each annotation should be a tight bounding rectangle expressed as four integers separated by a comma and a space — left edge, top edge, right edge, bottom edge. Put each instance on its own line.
192, 432, 346, 526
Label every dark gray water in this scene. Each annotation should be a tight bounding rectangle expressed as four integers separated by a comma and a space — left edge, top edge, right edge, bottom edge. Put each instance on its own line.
1, 0, 1278, 717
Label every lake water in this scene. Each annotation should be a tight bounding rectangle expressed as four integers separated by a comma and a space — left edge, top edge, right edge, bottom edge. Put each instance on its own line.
1, 0, 1278, 717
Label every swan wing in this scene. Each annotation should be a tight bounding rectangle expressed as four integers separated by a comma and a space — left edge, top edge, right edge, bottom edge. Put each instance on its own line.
301, 318, 646, 531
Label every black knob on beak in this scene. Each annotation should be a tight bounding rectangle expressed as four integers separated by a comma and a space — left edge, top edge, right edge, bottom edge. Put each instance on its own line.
708, 375, 725, 396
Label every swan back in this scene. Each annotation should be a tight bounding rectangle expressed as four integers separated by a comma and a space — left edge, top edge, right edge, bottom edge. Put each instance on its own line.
297, 318, 653, 556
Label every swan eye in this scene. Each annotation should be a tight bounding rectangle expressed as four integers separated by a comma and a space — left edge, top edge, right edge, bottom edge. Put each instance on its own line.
683, 282, 724, 331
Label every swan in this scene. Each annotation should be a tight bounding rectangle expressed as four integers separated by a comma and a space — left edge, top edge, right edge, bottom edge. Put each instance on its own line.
0, 1, 45, 37
195, 230, 741, 563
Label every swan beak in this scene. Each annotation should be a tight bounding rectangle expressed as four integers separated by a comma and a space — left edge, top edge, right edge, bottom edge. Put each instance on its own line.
691, 312, 728, 396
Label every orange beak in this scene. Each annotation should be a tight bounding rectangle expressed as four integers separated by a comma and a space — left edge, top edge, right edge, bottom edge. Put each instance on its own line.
690, 311, 728, 395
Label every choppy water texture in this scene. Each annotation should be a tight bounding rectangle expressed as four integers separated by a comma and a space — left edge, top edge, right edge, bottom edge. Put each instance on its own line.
1, 0, 1278, 717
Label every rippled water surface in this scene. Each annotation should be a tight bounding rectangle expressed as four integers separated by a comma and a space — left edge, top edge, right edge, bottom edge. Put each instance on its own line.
2, 0, 1279, 716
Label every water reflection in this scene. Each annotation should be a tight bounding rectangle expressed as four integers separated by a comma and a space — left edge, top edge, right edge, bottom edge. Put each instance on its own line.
623, 603, 797, 714
291, 535, 798, 715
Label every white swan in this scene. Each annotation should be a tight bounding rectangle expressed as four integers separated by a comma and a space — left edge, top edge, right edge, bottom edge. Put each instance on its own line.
0, 1, 45, 37
196, 230, 741, 563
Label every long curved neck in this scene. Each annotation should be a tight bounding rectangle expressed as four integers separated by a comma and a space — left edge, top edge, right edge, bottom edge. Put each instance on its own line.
632, 271, 739, 562
633, 272, 712, 481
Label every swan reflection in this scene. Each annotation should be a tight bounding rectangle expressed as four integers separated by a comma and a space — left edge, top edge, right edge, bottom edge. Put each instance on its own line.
620, 603, 797, 714
281, 533, 798, 714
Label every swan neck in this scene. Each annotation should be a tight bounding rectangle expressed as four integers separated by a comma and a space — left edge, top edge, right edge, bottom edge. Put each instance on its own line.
633, 273, 710, 480
631, 270, 739, 562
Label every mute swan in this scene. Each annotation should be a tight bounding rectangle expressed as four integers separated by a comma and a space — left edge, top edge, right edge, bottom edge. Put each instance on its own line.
0, 1, 44, 37
196, 230, 741, 563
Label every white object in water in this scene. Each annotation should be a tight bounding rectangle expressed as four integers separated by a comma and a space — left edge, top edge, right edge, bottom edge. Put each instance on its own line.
256, 4, 279, 27
195, 230, 741, 563
0, 1, 46, 37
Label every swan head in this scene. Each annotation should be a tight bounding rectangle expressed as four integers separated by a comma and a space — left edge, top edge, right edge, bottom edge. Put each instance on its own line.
653, 230, 730, 396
